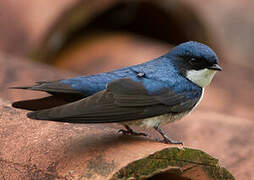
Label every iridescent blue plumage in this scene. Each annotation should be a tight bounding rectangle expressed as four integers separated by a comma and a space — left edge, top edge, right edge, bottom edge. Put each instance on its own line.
60, 42, 210, 99
168, 41, 219, 64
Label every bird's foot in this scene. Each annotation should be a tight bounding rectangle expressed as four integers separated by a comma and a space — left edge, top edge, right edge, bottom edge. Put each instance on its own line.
156, 136, 183, 145
154, 125, 183, 145
118, 125, 147, 136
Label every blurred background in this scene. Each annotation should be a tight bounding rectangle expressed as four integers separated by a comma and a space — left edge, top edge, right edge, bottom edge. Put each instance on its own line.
0, 0, 253, 179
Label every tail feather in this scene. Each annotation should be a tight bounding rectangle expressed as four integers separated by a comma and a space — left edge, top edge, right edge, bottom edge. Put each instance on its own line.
9, 86, 32, 90
12, 96, 70, 111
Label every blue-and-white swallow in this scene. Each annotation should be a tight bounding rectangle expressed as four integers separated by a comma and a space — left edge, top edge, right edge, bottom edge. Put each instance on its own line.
12, 41, 222, 144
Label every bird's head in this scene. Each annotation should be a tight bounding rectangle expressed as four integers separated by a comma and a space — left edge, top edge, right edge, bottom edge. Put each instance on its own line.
167, 41, 222, 87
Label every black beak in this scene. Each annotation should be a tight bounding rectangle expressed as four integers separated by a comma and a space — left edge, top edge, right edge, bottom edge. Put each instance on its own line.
208, 64, 222, 71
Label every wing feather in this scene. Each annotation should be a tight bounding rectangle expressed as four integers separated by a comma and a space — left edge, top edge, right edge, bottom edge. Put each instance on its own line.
28, 78, 201, 123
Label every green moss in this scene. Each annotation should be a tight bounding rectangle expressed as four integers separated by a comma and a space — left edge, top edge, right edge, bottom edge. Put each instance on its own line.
110, 147, 235, 180
204, 166, 235, 180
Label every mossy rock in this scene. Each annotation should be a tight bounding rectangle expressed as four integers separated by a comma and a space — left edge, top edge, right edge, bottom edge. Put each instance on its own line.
111, 147, 234, 180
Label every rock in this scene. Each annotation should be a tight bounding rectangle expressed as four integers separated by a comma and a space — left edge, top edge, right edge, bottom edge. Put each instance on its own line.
0, 100, 234, 179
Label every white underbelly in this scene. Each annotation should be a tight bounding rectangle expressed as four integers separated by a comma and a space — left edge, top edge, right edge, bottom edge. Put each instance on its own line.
124, 111, 190, 129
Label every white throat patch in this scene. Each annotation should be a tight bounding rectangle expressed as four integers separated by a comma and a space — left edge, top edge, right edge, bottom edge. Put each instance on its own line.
186, 68, 217, 87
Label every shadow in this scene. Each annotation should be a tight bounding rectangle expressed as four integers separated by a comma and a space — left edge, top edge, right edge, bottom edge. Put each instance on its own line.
148, 172, 191, 180
63, 131, 153, 156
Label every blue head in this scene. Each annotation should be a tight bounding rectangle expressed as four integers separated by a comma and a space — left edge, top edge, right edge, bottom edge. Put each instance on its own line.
165, 41, 222, 87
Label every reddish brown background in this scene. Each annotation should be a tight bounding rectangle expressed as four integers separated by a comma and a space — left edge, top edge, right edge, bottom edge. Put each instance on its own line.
0, 0, 253, 179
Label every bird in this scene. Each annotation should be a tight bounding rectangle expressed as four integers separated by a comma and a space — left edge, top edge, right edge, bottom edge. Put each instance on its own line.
11, 41, 222, 144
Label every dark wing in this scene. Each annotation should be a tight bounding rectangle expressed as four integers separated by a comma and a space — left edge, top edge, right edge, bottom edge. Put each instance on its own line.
12, 95, 83, 111
27, 78, 201, 123
11, 81, 86, 110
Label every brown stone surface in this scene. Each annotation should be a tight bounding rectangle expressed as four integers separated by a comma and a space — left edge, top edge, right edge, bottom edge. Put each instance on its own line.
0, 99, 235, 179
0, 100, 170, 179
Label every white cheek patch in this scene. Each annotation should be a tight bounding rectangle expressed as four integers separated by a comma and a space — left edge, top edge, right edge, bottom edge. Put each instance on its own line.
186, 69, 217, 87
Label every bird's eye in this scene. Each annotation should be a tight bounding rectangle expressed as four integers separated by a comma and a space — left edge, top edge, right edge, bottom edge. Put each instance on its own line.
188, 58, 199, 65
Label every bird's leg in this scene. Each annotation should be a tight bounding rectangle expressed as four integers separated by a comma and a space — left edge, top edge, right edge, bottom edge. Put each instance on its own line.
154, 125, 183, 145
118, 125, 147, 136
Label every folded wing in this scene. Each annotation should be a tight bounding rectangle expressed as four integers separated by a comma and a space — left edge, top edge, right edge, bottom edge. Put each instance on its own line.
27, 78, 201, 123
